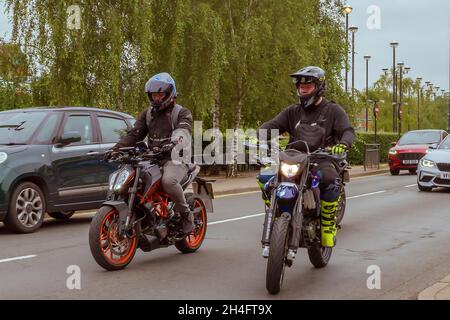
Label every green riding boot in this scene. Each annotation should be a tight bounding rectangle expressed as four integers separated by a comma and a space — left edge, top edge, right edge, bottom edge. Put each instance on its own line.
320, 199, 339, 247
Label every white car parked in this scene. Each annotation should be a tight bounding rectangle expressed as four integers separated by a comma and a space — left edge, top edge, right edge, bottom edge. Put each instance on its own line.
417, 134, 450, 191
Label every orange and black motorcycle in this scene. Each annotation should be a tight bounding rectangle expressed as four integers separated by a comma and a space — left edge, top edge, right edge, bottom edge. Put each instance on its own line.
89, 144, 214, 271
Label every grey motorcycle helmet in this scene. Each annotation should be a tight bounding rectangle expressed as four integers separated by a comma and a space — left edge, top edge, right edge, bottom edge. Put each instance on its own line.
290, 66, 326, 108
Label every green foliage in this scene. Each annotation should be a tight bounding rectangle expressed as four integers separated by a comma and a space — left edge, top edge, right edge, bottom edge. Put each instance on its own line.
347, 131, 398, 165
3, 0, 348, 127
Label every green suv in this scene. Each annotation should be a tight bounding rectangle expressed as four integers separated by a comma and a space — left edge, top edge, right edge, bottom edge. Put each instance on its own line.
0, 107, 135, 233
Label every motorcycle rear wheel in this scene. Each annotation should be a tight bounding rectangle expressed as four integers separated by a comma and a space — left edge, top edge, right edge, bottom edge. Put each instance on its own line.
335, 187, 346, 226
89, 206, 137, 271
175, 193, 208, 254
308, 244, 332, 268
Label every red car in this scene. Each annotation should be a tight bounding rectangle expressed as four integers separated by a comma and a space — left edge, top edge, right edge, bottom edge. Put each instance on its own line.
388, 129, 448, 175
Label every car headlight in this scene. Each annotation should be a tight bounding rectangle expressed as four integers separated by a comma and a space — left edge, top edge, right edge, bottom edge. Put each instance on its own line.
421, 159, 435, 168
389, 149, 397, 155
0, 152, 7, 164
280, 162, 300, 178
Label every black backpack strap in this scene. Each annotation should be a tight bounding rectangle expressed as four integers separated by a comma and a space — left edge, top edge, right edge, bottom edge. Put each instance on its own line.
146, 105, 182, 131
171, 104, 183, 131
146, 107, 153, 129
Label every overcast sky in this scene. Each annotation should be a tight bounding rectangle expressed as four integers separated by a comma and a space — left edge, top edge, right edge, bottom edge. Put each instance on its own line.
1, 0, 449, 92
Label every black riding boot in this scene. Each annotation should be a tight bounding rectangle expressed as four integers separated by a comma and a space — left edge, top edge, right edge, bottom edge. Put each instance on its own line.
180, 211, 194, 235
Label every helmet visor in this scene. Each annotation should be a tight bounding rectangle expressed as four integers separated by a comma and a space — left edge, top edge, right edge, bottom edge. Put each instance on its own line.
146, 80, 174, 94
292, 76, 315, 86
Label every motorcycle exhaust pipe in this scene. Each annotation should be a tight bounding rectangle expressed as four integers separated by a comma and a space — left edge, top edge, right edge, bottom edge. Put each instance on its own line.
139, 235, 161, 252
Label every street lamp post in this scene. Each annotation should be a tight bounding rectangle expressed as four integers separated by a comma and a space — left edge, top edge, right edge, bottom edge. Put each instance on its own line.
364, 55, 371, 132
390, 41, 399, 132
343, 6, 353, 94
349, 26, 359, 98
397, 62, 404, 138
434, 86, 440, 101
404, 67, 411, 131
397, 63, 409, 137
416, 77, 422, 130
373, 100, 380, 143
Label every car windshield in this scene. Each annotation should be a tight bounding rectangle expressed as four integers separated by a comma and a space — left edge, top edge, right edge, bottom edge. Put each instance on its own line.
438, 136, 450, 150
398, 131, 441, 145
0, 111, 48, 145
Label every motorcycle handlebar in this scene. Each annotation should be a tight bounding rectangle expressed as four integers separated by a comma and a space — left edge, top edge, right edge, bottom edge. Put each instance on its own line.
103, 148, 164, 163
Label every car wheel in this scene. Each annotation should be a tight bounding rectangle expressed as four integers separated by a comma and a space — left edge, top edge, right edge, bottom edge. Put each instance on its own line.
418, 184, 433, 192
4, 182, 46, 234
48, 211, 75, 220
390, 169, 400, 176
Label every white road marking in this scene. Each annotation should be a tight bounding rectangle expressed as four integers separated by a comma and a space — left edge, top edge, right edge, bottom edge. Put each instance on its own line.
0, 255, 37, 264
1, 189, 390, 265
404, 184, 417, 188
209, 213, 266, 225
347, 190, 386, 199
209, 190, 388, 225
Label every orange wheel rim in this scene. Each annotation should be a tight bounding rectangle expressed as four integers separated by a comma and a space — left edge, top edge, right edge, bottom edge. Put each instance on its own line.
99, 210, 136, 265
186, 200, 206, 248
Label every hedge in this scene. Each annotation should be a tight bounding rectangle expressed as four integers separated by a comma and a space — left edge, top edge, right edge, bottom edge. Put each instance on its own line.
279, 132, 397, 165
347, 131, 398, 165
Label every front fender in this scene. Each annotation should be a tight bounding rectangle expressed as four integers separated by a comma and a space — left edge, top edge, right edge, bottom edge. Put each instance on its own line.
275, 183, 299, 214
101, 201, 129, 232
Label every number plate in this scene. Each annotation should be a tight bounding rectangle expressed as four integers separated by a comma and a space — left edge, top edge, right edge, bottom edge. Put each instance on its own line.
440, 173, 450, 179
403, 160, 418, 165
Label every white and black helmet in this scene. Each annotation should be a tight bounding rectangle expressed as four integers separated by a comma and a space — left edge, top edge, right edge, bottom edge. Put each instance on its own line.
290, 66, 326, 108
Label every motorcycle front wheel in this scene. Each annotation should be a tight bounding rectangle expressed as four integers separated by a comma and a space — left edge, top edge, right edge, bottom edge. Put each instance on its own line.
89, 206, 137, 271
266, 213, 290, 295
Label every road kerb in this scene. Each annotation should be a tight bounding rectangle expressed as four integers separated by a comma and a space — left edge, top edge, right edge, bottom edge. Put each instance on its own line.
418, 282, 450, 300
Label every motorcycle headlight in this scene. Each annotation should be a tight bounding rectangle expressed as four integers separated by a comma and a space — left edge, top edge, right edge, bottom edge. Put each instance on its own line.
280, 162, 301, 179
114, 168, 134, 192
108, 172, 119, 191
389, 149, 397, 155
0, 152, 7, 165
421, 159, 435, 168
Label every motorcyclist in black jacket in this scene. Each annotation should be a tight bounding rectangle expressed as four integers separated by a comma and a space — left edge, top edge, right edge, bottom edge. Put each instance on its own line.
259, 66, 355, 247
113, 73, 194, 235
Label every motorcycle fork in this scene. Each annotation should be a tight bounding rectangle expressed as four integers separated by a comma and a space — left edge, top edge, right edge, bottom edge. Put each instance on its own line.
120, 167, 142, 236
261, 189, 278, 246
288, 192, 304, 250
288, 169, 309, 250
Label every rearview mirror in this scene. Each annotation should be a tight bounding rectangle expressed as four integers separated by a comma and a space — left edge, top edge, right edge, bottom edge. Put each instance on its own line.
56, 131, 81, 147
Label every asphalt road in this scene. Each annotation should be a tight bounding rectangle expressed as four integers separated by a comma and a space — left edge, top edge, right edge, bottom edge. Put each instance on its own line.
1, 172, 450, 300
